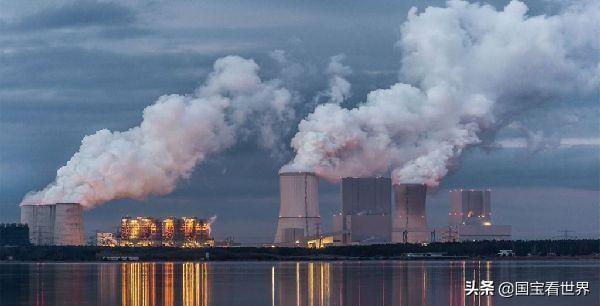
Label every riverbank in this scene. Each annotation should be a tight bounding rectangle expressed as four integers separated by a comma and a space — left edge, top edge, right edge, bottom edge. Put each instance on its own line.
1, 239, 597, 261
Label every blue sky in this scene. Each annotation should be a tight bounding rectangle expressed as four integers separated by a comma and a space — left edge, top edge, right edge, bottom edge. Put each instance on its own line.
0, 0, 598, 242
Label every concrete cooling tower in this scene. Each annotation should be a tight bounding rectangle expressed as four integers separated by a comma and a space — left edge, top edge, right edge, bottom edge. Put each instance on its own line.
392, 184, 429, 243
274, 172, 320, 245
449, 189, 491, 226
21, 203, 85, 246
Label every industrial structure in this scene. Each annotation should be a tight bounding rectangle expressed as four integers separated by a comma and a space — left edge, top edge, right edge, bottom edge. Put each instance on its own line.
20, 203, 85, 246
391, 184, 430, 243
119, 216, 213, 247
274, 172, 321, 245
96, 232, 118, 247
119, 217, 162, 247
437, 189, 511, 241
0, 223, 29, 246
449, 189, 491, 226
332, 177, 392, 244
271, 171, 514, 246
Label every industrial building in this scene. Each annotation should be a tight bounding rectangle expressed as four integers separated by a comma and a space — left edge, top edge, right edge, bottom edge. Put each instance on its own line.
20, 203, 85, 246
0, 223, 29, 246
119, 216, 213, 247
449, 189, 491, 226
119, 217, 162, 247
332, 177, 392, 244
162, 217, 184, 247
438, 189, 511, 241
274, 172, 321, 246
181, 217, 212, 247
391, 184, 430, 243
96, 232, 118, 247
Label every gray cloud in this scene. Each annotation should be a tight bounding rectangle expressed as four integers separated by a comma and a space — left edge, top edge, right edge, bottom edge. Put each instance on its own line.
5, 1, 134, 31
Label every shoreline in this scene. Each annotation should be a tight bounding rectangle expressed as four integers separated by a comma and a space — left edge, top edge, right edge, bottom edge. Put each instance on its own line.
1, 239, 598, 262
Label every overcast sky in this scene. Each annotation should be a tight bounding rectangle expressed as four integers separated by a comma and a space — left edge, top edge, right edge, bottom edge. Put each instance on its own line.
1, 0, 598, 243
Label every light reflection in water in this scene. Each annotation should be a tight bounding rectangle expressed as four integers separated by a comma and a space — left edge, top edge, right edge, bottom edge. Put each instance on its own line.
5, 260, 595, 306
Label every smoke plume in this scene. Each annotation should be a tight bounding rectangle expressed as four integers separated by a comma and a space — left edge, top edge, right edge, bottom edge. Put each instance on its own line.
319, 54, 352, 105
22, 56, 294, 209
282, 0, 599, 185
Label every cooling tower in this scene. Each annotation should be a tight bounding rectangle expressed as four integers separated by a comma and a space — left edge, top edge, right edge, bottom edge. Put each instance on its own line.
274, 172, 320, 244
337, 177, 392, 244
341, 177, 391, 215
391, 184, 429, 243
449, 189, 491, 226
20, 203, 85, 246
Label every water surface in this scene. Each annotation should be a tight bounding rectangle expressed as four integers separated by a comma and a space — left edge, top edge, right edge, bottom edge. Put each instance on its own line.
0, 260, 597, 305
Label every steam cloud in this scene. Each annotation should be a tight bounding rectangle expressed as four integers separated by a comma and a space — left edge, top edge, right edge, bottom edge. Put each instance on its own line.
283, 0, 599, 185
22, 56, 294, 209
21, 0, 599, 209
320, 54, 353, 105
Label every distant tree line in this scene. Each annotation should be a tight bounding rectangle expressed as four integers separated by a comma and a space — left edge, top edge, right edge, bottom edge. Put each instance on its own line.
0, 239, 597, 261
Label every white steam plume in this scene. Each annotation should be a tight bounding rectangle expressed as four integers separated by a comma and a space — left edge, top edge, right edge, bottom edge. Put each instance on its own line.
283, 0, 599, 185
22, 56, 294, 209
315, 54, 352, 105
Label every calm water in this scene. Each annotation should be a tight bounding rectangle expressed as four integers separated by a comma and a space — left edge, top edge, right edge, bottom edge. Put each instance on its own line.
0, 260, 597, 305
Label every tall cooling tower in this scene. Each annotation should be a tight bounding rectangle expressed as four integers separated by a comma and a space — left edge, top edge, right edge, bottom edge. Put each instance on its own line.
21, 204, 54, 245
449, 189, 491, 226
21, 203, 85, 245
53, 203, 85, 245
391, 184, 429, 243
274, 172, 320, 244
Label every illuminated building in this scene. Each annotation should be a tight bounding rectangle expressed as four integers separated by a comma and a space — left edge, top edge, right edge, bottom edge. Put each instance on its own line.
96, 232, 118, 247
119, 216, 214, 247
181, 217, 214, 247
119, 217, 162, 247
162, 217, 183, 247
306, 235, 335, 248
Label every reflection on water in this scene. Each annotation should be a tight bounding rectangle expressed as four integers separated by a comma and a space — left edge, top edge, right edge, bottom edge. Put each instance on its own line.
0, 260, 597, 305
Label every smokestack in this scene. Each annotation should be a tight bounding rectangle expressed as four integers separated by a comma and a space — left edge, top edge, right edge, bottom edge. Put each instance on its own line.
20, 203, 85, 246
274, 172, 320, 244
391, 184, 429, 243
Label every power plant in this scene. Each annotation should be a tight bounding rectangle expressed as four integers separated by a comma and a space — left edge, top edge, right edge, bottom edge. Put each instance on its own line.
391, 184, 430, 243
20, 203, 85, 246
272, 172, 513, 246
439, 189, 511, 241
119, 216, 214, 247
333, 177, 392, 244
449, 189, 491, 226
274, 172, 321, 245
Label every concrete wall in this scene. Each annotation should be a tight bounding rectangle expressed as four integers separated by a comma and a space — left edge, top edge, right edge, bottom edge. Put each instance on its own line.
21, 204, 54, 245
346, 215, 391, 244
341, 177, 391, 215
21, 203, 84, 246
53, 203, 85, 245
392, 184, 429, 243
275, 172, 320, 243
